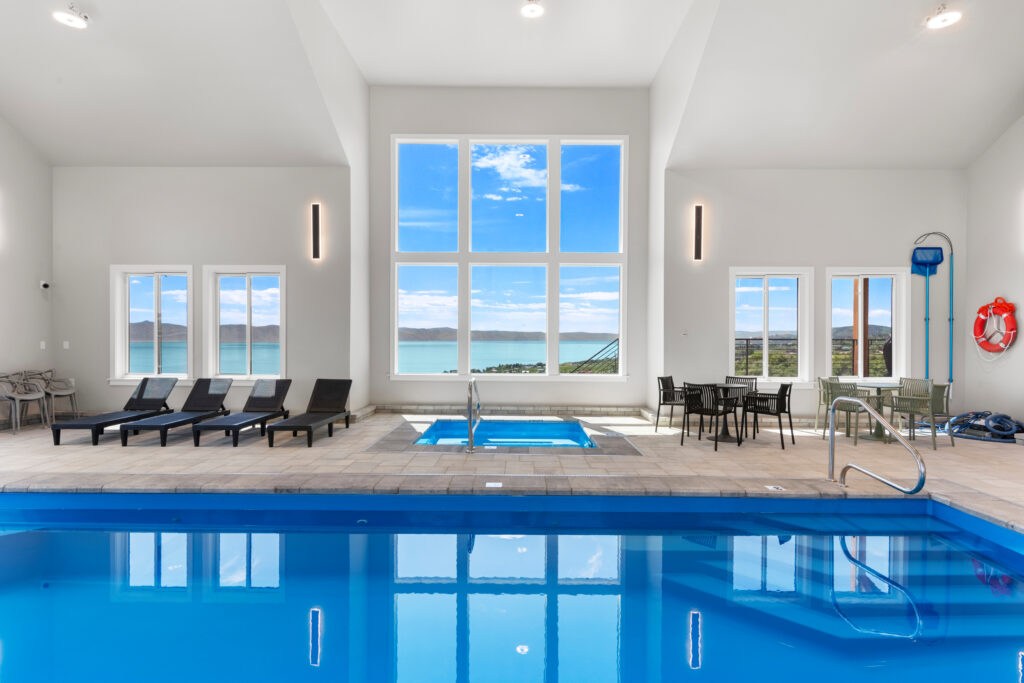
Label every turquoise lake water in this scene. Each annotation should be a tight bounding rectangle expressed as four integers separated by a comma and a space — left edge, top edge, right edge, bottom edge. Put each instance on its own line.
129, 340, 611, 376
397, 340, 612, 374
129, 341, 280, 375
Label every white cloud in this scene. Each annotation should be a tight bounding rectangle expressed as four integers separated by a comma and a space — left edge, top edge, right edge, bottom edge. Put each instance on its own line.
482, 193, 504, 201
398, 290, 458, 328
161, 289, 188, 304
505, 196, 525, 201
561, 183, 584, 192
130, 308, 153, 315
560, 291, 619, 301
471, 145, 547, 188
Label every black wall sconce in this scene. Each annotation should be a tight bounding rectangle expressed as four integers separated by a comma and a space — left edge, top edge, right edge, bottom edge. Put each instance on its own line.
693, 204, 703, 261
312, 203, 321, 259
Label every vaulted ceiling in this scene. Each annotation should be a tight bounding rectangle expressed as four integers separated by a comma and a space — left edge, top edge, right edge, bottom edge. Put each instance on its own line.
0, 0, 1021, 168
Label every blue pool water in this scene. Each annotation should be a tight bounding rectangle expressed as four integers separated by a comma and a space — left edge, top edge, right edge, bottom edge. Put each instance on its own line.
1, 494, 1023, 682
416, 420, 595, 447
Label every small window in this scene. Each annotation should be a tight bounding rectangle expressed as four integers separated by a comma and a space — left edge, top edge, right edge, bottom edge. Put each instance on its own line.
830, 275, 896, 378
203, 266, 285, 379
732, 535, 796, 593
111, 266, 192, 381
128, 532, 188, 588
218, 533, 281, 589
730, 269, 810, 380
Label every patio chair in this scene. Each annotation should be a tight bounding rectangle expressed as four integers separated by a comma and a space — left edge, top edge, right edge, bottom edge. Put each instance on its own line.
0, 374, 50, 433
52, 377, 178, 445
889, 377, 953, 450
814, 376, 838, 433
193, 379, 292, 446
678, 385, 702, 446
743, 383, 795, 449
726, 375, 758, 438
23, 369, 79, 420
655, 376, 687, 432
682, 382, 741, 451
821, 380, 873, 445
120, 378, 232, 447
267, 379, 352, 447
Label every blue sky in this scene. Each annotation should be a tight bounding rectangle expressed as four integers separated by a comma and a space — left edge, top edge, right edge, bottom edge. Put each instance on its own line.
472, 265, 546, 332
397, 265, 458, 329
734, 277, 798, 334
396, 141, 623, 333
831, 277, 892, 331
129, 274, 187, 326
398, 143, 458, 252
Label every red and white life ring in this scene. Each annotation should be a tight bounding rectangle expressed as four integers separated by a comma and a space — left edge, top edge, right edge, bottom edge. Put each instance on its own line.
974, 297, 1017, 353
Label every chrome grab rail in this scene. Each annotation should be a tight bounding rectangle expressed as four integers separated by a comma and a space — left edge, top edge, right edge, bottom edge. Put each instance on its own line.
467, 378, 482, 453
829, 536, 923, 639
828, 396, 926, 495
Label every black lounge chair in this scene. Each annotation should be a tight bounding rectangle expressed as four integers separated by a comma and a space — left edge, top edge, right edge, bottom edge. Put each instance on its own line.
267, 379, 351, 447
119, 379, 232, 447
192, 379, 292, 447
51, 377, 178, 446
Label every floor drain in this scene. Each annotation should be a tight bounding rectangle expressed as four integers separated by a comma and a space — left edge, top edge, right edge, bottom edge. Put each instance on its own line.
485, 482, 503, 488
764, 485, 786, 491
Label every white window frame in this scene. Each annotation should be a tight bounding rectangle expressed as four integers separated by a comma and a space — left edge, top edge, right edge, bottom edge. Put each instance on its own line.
825, 267, 910, 381
109, 264, 194, 386
202, 265, 286, 383
390, 135, 628, 381
728, 267, 813, 384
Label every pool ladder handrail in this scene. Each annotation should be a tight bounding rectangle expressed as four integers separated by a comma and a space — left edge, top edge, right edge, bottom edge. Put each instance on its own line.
827, 396, 927, 495
468, 378, 482, 453
829, 535, 924, 640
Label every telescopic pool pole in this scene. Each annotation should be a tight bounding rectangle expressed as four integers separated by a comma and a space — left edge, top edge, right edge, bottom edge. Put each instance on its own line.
914, 232, 954, 383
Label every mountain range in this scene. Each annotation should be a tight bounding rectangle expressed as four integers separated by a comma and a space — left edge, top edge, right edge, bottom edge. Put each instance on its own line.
129, 322, 279, 343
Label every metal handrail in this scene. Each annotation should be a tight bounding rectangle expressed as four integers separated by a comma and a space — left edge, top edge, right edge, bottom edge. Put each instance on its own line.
829, 536, 924, 639
467, 378, 482, 453
827, 396, 926, 495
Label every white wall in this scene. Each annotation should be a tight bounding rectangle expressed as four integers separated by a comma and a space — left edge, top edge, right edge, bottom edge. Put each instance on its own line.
287, 0, 371, 412
663, 168, 967, 416
51, 167, 350, 412
0, 114, 53, 373
964, 114, 1024, 416
368, 86, 650, 407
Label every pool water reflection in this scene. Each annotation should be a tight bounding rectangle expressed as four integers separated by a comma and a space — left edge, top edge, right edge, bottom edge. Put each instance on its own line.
0, 506, 1023, 681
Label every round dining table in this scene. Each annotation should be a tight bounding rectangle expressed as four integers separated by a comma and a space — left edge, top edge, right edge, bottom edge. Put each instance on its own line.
715, 383, 747, 441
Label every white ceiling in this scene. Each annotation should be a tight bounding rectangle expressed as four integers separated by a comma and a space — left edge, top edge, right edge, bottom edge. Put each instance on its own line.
669, 0, 1024, 168
318, 0, 693, 87
0, 0, 1022, 168
0, 1, 345, 165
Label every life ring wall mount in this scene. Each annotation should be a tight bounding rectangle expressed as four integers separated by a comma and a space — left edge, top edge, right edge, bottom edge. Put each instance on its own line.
974, 297, 1017, 354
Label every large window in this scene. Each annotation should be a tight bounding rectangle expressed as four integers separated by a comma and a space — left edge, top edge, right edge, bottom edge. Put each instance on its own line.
217, 532, 281, 589
393, 137, 625, 377
729, 268, 812, 380
828, 269, 908, 379
110, 266, 192, 381
203, 266, 285, 379
128, 532, 189, 588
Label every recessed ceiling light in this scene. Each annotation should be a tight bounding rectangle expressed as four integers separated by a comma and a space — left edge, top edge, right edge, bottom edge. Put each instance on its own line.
924, 4, 961, 29
53, 3, 89, 29
521, 0, 544, 19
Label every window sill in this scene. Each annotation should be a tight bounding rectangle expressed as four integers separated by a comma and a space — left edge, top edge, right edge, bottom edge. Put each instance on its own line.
109, 377, 194, 387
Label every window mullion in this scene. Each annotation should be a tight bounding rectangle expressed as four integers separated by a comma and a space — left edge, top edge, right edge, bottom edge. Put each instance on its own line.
547, 139, 559, 376
762, 278, 770, 378
246, 276, 253, 376
154, 273, 162, 374
458, 138, 471, 375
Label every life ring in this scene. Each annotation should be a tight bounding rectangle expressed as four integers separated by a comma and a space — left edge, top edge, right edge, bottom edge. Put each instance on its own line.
974, 297, 1017, 353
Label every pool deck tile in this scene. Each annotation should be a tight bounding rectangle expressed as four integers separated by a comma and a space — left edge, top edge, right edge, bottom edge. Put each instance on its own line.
3, 412, 1024, 532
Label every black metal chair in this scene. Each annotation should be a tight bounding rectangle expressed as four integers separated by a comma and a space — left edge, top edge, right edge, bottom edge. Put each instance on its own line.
726, 375, 758, 438
682, 383, 741, 451
742, 383, 795, 449
655, 376, 687, 432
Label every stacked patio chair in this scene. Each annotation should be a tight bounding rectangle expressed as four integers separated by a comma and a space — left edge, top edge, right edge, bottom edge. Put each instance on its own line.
0, 373, 50, 433
889, 377, 953, 450
23, 369, 79, 420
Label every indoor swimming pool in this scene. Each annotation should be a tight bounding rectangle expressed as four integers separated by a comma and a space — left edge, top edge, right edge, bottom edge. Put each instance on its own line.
0, 494, 1022, 681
